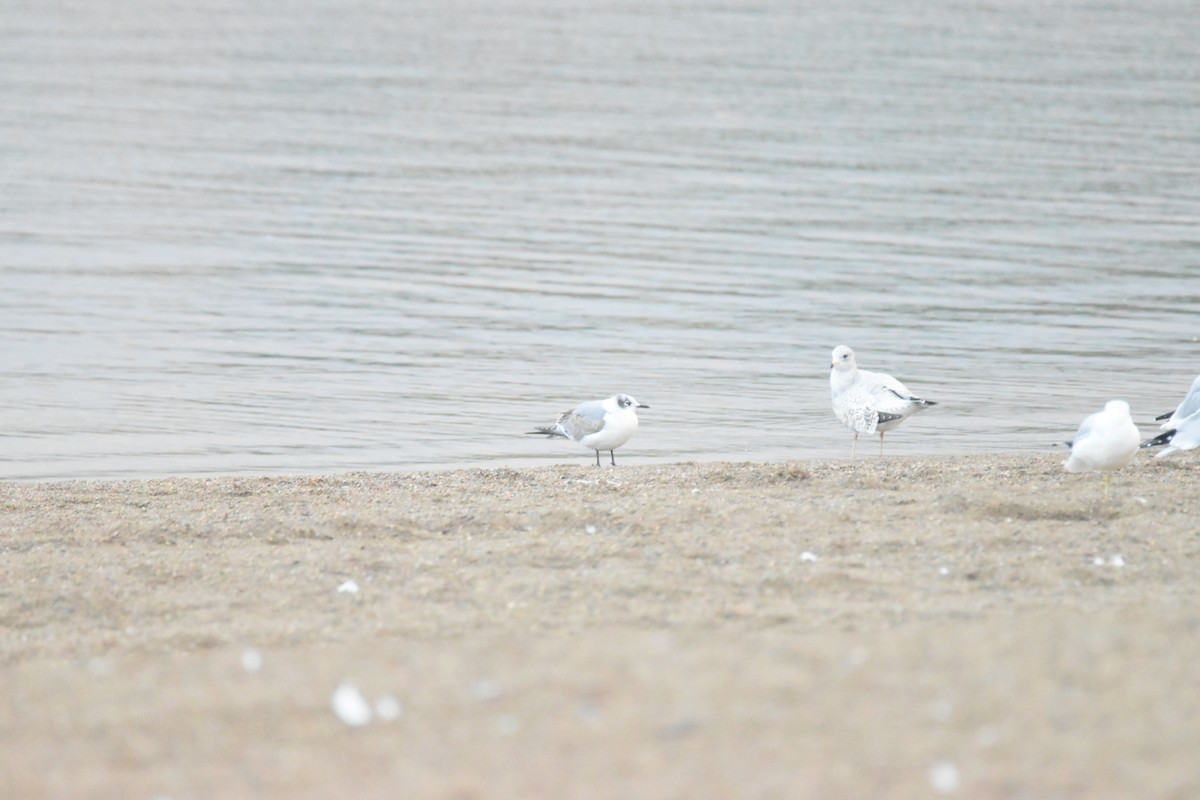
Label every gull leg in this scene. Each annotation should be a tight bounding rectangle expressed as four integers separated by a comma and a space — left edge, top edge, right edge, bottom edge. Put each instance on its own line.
851, 434, 858, 461
594, 449, 601, 468
1104, 473, 1112, 502
879, 431, 886, 456
610, 450, 617, 466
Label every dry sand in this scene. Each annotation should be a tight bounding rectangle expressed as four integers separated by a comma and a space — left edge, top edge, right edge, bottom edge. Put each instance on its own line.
2, 454, 1198, 799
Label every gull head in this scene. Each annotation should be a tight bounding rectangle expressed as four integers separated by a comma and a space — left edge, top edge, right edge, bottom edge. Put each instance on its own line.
830, 345, 857, 372
1103, 399, 1131, 418
615, 394, 649, 410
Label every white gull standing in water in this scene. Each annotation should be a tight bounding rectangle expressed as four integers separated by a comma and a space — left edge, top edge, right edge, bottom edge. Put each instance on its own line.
527, 394, 649, 466
829, 345, 937, 459
1063, 399, 1141, 498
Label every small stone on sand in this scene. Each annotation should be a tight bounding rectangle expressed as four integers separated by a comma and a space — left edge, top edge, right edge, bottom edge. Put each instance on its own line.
331, 683, 372, 727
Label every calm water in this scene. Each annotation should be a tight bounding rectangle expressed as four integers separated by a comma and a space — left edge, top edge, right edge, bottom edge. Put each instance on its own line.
2, 0, 1198, 480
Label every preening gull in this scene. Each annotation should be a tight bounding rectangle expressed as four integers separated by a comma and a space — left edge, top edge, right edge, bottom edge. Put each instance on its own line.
1063, 399, 1141, 498
829, 345, 937, 458
527, 393, 649, 466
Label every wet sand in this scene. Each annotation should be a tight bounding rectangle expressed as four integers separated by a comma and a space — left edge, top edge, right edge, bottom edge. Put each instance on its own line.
2, 455, 1198, 798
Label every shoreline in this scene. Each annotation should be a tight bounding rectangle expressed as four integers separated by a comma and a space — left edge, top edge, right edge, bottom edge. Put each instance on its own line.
3, 454, 1197, 798
0, 443, 1056, 484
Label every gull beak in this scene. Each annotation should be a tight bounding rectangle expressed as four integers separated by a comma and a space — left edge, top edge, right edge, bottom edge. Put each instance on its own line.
637, 403, 650, 409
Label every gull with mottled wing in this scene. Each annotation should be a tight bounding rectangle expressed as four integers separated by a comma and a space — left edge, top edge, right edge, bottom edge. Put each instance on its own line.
527, 394, 649, 466
829, 345, 936, 458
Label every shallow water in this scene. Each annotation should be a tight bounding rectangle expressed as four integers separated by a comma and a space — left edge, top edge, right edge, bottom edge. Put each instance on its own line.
2, 0, 1198, 480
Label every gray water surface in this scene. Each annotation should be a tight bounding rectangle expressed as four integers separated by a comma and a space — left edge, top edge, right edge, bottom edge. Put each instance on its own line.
3, 0, 1198, 479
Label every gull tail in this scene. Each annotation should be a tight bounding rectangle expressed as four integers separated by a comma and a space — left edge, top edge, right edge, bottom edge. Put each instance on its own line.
1141, 429, 1175, 449
1154, 410, 1173, 422
526, 425, 567, 438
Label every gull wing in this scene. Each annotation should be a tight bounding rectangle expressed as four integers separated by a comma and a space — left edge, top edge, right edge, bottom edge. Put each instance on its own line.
861, 369, 927, 414
1068, 412, 1099, 448
1163, 375, 1200, 429
556, 401, 608, 441
834, 382, 887, 434
1160, 409, 1200, 456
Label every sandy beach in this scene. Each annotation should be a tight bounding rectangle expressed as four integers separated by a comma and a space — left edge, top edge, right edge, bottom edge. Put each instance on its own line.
2, 454, 1198, 798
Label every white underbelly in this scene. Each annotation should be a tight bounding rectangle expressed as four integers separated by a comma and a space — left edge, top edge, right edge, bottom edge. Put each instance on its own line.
580, 417, 637, 451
